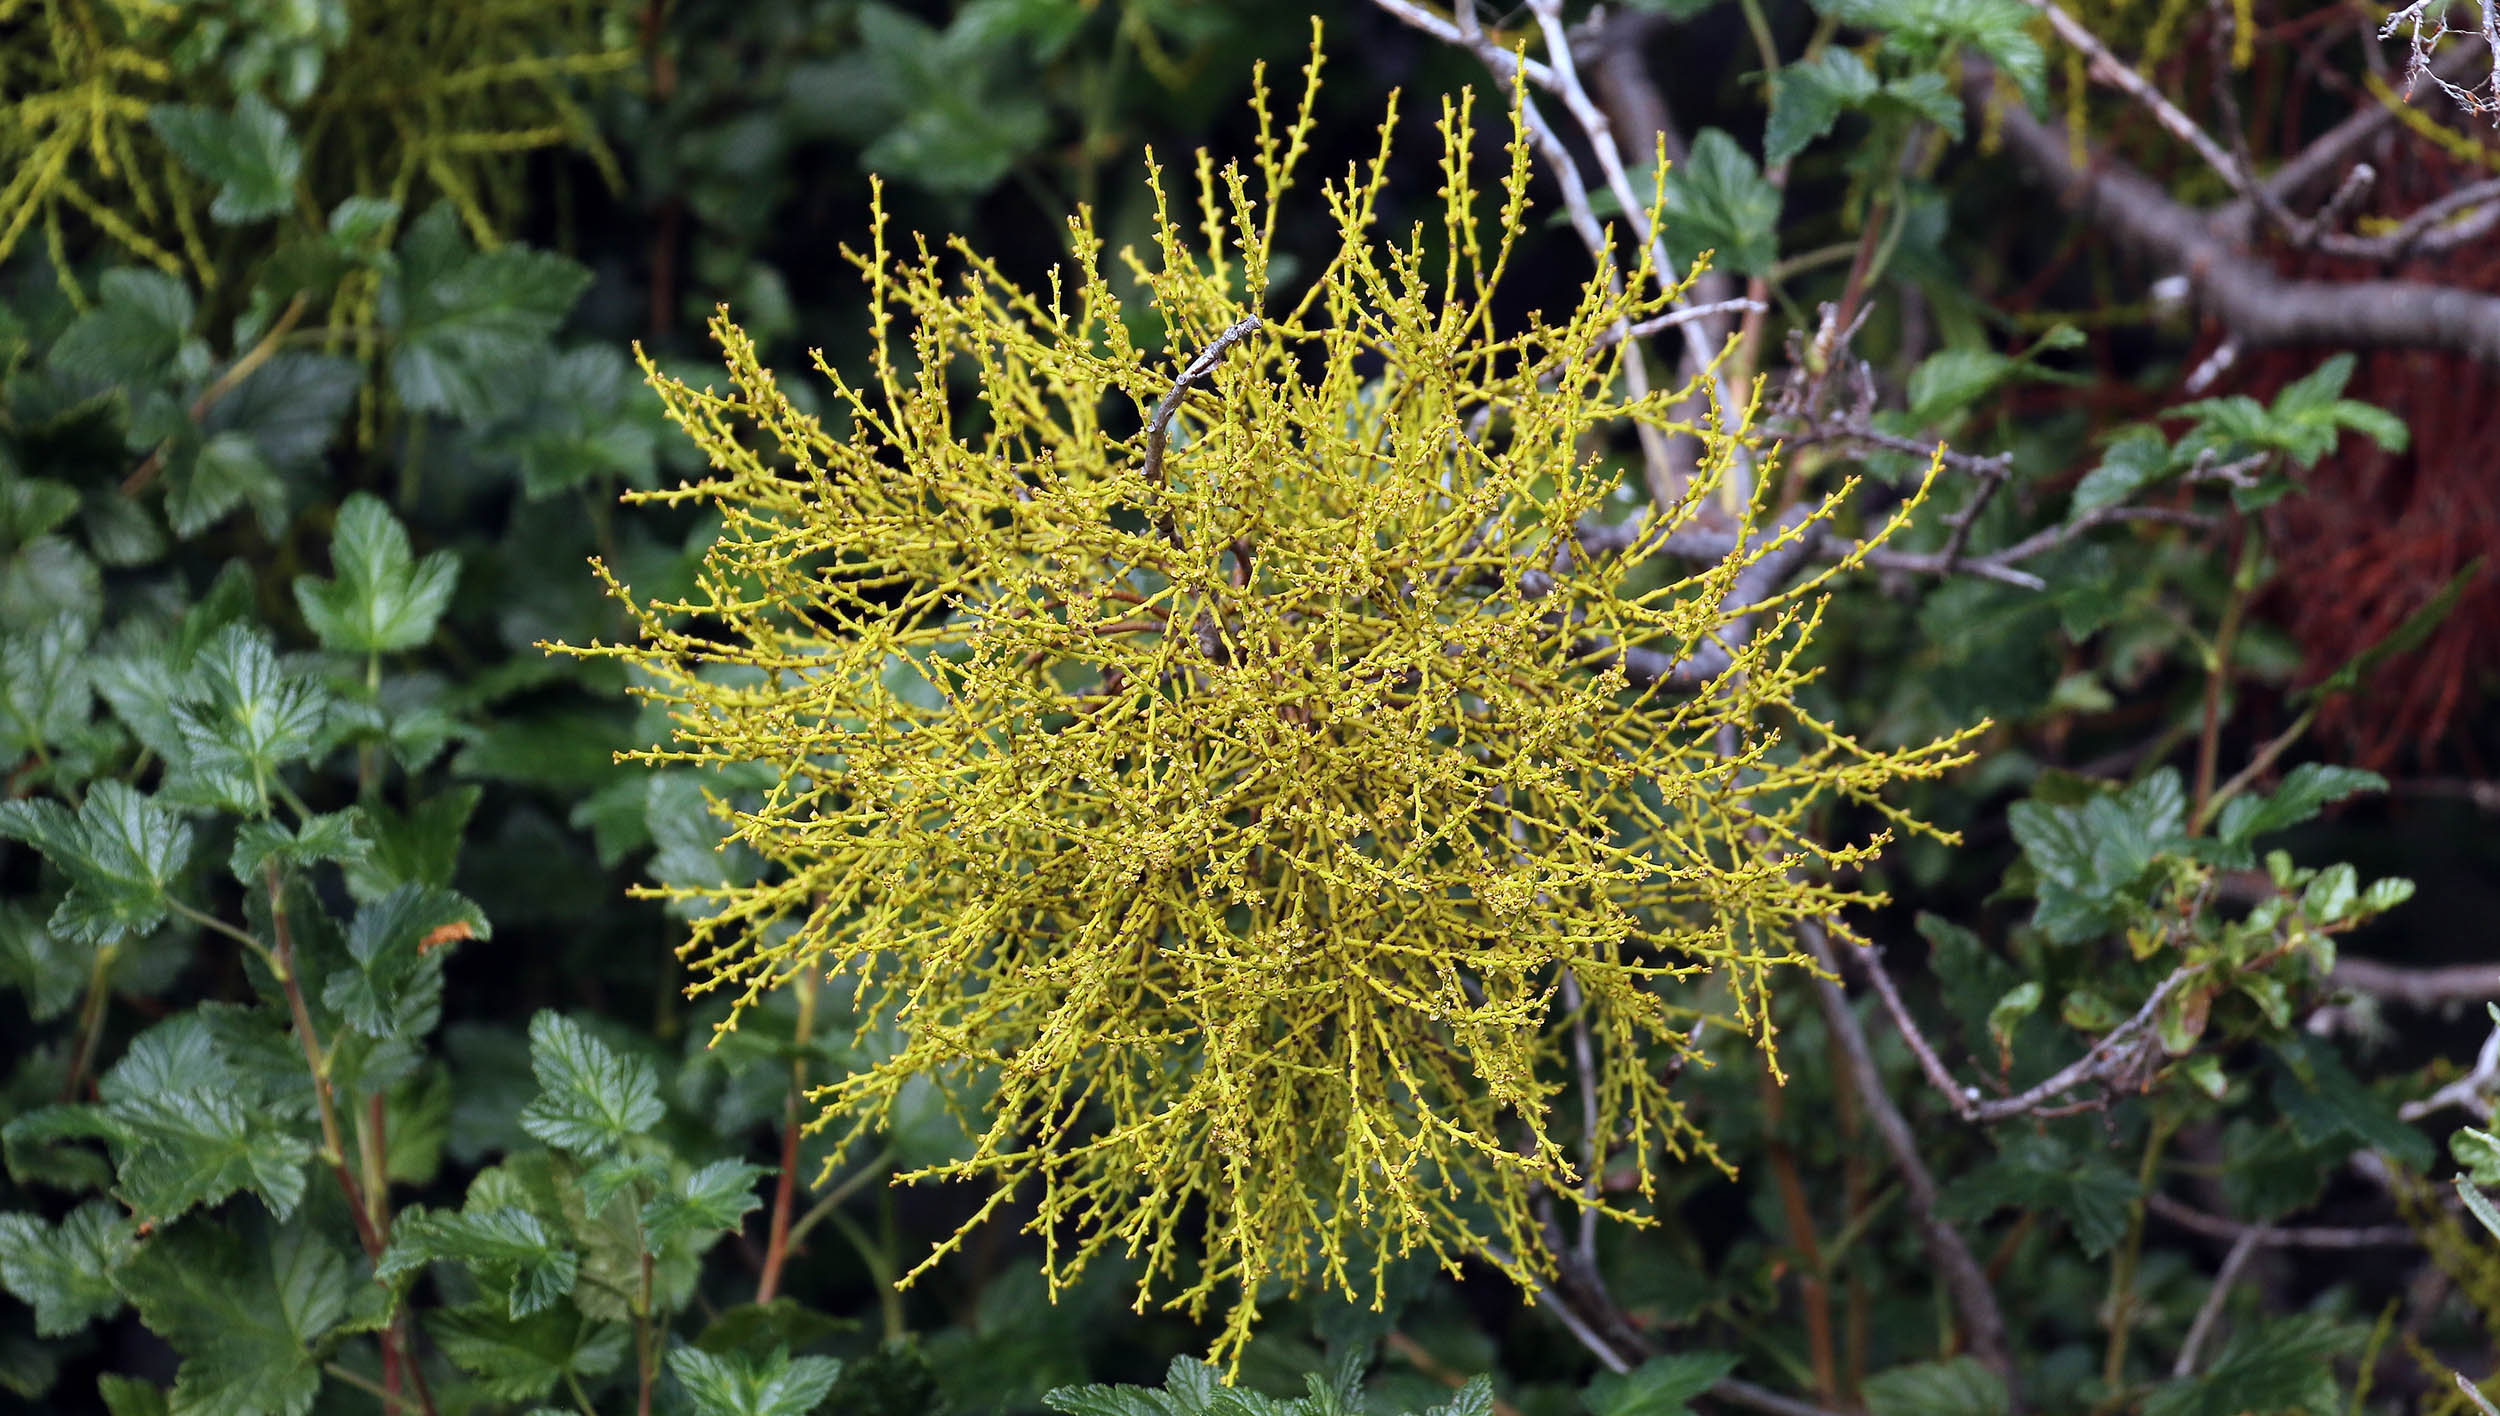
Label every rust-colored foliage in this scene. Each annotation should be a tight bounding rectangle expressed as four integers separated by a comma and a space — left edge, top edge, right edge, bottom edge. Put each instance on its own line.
2235, 139, 2500, 770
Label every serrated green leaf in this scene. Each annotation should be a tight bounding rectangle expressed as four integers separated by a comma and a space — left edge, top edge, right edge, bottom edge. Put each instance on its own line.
2142, 1312, 2351, 1416
1861, 1356, 2007, 1416
1581, 1351, 1739, 1416
0, 470, 80, 546
2218, 764, 2385, 845
115, 1214, 382, 1416
2271, 1037, 2433, 1172
577, 1151, 668, 1216
489, 344, 661, 498
1939, 1133, 2138, 1256
0, 1201, 133, 1335
147, 95, 302, 223
429, 1301, 629, 1403
694, 1299, 859, 1357
327, 196, 400, 251
165, 430, 286, 539
320, 884, 485, 1040
0, 781, 191, 946
669, 1346, 845, 1416
1875, 70, 1963, 134
2070, 425, 2174, 520
201, 351, 358, 471
518, 1012, 665, 1157
0, 900, 87, 1022
1660, 130, 1780, 279
46, 269, 195, 385
642, 1159, 770, 1253
0, 614, 93, 770
2, 534, 103, 628
293, 492, 459, 654
44, 1013, 315, 1223
231, 810, 370, 882
166, 625, 331, 813
379, 1204, 578, 1318
344, 785, 480, 902
1764, 50, 1878, 167
382, 206, 591, 418
1818, 0, 2045, 104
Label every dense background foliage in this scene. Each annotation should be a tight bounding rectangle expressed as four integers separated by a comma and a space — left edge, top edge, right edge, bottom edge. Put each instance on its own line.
2, 2, 2497, 1414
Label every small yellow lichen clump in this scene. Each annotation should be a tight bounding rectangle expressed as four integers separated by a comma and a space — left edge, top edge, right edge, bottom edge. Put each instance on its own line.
563, 38, 1980, 1364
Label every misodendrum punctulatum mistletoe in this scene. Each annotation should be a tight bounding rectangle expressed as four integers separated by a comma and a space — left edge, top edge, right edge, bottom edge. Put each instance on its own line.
558, 38, 1985, 1367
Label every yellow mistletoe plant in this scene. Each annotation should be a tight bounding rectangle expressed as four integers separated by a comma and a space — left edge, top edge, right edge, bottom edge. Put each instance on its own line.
562, 41, 1983, 1363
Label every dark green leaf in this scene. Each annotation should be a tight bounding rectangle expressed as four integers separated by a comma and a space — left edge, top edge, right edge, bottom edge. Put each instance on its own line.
517, 1012, 665, 1157
642, 1159, 770, 1253
451, 708, 637, 790
344, 785, 480, 902
146, 96, 303, 223
46, 270, 196, 386
0, 900, 87, 1022
2270, 1037, 2433, 1172
1906, 347, 2012, 427
165, 625, 330, 813
382, 206, 591, 419
2070, 425, 2174, 520
668, 1346, 845, 1416
379, 1204, 578, 1318
0, 781, 191, 946
1764, 50, 1878, 167
1660, 130, 1779, 279
293, 492, 460, 654
0, 1202, 133, 1335
488, 344, 661, 497
0, 614, 94, 769
1581, 1351, 1740, 1416
695, 1299, 859, 1357
203, 351, 358, 470
0, 470, 80, 546
429, 1301, 629, 1403
2, 535, 102, 628
93, 1014, 312, 1222
320, 884, 486, 1040
1939, 1133, 2138, 1256
164, 430, 286, 539
97, 1373, 169, 1416
2141, 1312, 2351, 1416
118, 1216, 382, 1416
1861, 1357, 2007, 1416
230, 810, 370, 882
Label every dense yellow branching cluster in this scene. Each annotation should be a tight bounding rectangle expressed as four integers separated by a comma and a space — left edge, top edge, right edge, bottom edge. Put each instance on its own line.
566, 43, 1981, 1363
1, 0, 630, 287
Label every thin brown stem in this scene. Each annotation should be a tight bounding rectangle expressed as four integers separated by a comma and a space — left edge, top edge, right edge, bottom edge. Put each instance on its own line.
266, 863, 382, 1259
755, 969, 818, 1304
60, 944, 117, 1102
122, 294, 311, 496
1760, 1056, 1840, 1404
